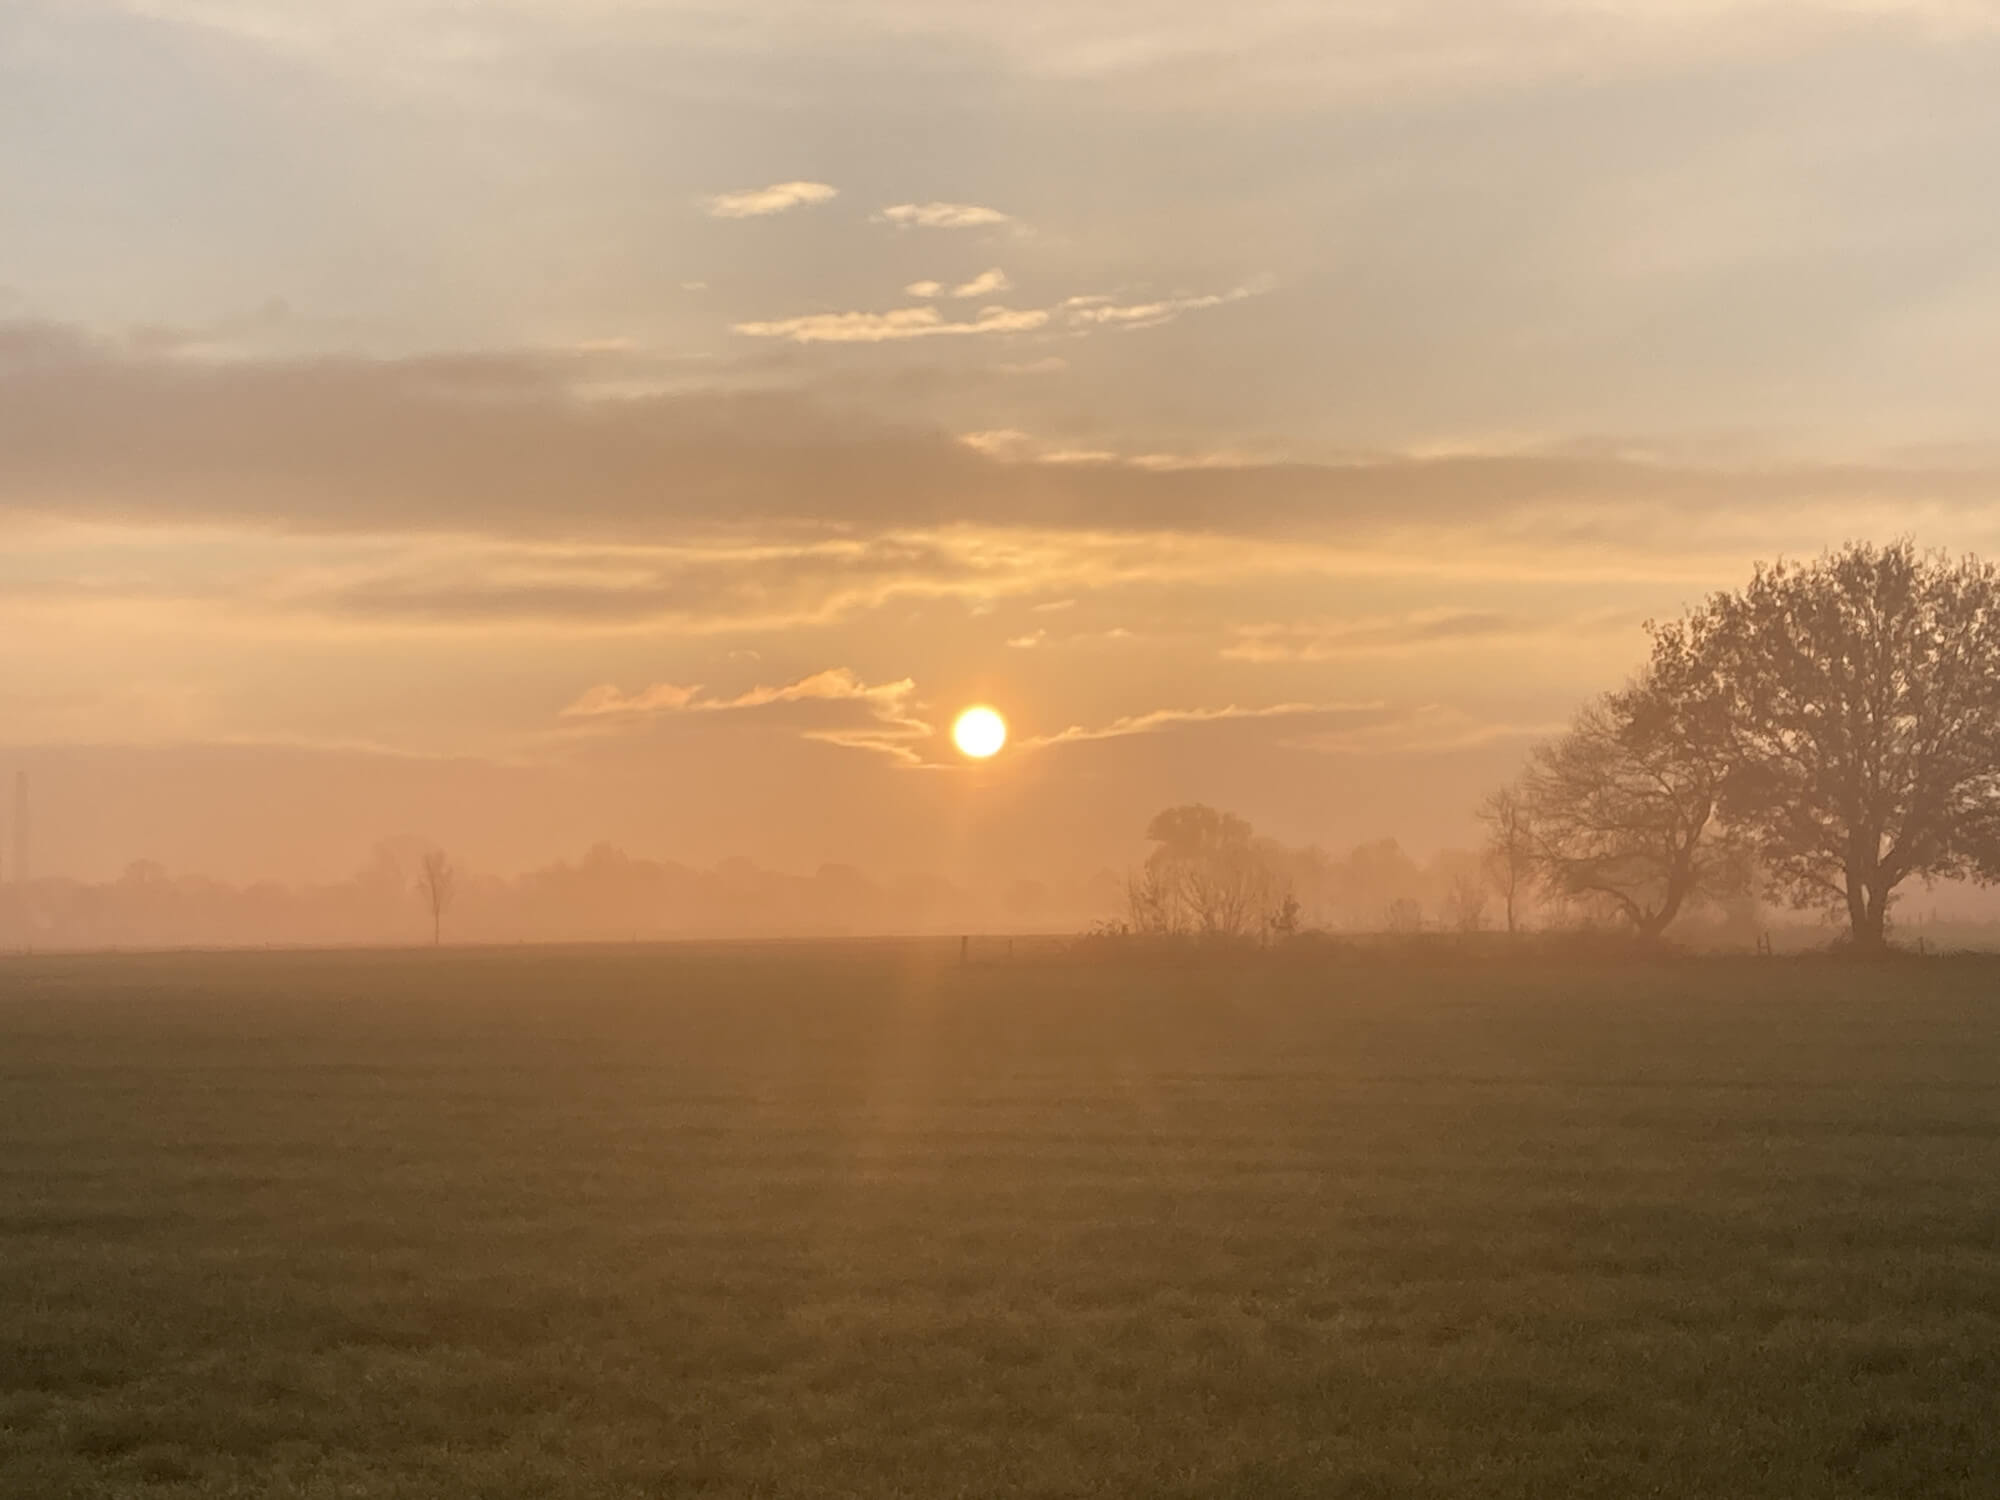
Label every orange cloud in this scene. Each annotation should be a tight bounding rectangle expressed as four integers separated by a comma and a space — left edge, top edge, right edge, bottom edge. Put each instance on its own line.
733, 305, 1048, 343
878, 202, 1013, 229
561, 668, 932, 762
703, 181, 838, 218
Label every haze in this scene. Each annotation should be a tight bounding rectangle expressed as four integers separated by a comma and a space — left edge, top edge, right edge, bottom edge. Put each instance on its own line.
6, 0, 2000, 921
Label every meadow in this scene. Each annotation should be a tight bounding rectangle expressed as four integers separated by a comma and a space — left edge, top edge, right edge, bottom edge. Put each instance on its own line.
3, 942, 1998, 1498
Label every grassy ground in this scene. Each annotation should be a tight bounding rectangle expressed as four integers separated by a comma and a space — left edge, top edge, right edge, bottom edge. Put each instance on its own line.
2, 943, 1998, 1498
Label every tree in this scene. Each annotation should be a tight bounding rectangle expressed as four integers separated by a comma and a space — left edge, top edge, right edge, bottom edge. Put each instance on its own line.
1444, 872, 1489, 933
1660, 541, 2000, 949
1126, 804, 1292, 939
1477, 786, 1535, 934
1523, 677, 1738, 940
417, 850, 457, 946
1125, 863, 1178, 935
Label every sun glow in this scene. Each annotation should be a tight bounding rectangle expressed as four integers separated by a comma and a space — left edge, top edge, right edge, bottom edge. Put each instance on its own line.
952, 705, 1008, 759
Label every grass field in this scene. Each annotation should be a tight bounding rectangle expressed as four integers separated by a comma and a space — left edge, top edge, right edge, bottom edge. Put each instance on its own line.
3, 943, 1999, 1498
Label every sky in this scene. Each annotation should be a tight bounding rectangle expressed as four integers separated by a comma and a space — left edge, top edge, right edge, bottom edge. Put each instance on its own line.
5, 0, 2000, 891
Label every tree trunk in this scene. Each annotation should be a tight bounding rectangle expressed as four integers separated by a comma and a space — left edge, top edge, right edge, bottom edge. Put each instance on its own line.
1845, 877, 1872, 949
1844, 874, 1892, 951
1854, 885, 1890, 951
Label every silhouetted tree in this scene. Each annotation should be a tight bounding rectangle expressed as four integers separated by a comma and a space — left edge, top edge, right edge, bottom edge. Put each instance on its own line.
1444, 872, 1489, 933
1128, 804, 1292, 938
1125, 864, 1178, 935
1524, 676, 1739, 940
418, 850, 457, 946
1657, 541, 2000, 950
1478, 786, 1535, 934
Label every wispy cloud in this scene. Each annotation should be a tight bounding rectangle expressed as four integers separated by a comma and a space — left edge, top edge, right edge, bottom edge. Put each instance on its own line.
561, 682, 702, 717
959, 428, 1265, 470
1027, 701, 1343, 748
905, 269, 1013, 299
563, 667, 908, 719
958, 429, 1034, 458
879, 203, 1013, 229
1022, 698, 1557, 758
733, 304, 1048, 344
1061, 282, 1269, 332
1221, 609, 1631, 662
562, 668, 932, 762
13, 319, 1997, 558
1281, 704, 1562, 756
951, 268, 1012, 298
703, 181, 839, 219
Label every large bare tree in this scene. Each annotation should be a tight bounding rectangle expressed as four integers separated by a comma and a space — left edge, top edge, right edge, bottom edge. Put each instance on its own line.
1523, 680, 1738, 939
1659, 542, 2000, 949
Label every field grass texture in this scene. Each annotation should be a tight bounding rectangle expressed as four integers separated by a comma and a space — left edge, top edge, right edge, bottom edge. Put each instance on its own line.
2, 944, 1998, 1497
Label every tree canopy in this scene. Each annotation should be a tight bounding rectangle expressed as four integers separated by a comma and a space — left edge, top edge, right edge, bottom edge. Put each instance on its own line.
1508, 541, 2000, 949
1668, 541, 2000, 947
1522, 682, 1739, 939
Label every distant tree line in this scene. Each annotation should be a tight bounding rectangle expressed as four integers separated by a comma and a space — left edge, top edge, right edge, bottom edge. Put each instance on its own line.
0, 842, 1122, 952
1114, 806, 1531, 942
1491, 541, 2000, 951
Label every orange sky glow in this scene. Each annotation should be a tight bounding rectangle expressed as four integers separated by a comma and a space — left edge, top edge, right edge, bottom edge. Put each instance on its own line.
5, 1, 2000, 927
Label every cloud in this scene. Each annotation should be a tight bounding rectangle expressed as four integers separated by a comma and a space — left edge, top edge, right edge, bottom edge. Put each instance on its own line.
1061, 282, 1269, 332
951, 268, 1012, 298
8, 319, 2000, 555
100, 3, 2000, 104
879, 203, 1013, 229
562, 682, 702, 716
1018, 698, 1556, 759
289, 534, 1011, 634
961, 427, 1266, 470
563, 666, 910, 719
958, 429, 1033, 458
702, 181, 839, 219
561, 667, 931, 762
733, 304, 1049, 344
1281, 704, 1562, 756
1027, 701, 1342, 748
734, 279, 1261, 361
904, 269, 1013, 300
1001, 623, 1136, 652
1221, 608, 1634, 662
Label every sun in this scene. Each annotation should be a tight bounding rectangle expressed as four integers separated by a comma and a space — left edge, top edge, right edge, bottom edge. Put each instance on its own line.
951, 705, 1008, 759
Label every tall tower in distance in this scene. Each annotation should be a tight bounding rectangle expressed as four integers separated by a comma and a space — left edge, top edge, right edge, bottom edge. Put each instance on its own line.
12, 771, 26, 887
